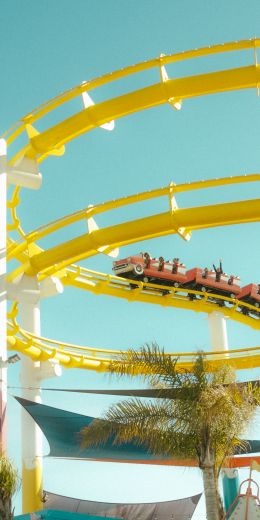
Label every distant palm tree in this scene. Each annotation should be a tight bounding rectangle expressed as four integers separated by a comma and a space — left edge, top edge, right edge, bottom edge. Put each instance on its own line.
0, 454, 20, 520
81, 345, 260, 520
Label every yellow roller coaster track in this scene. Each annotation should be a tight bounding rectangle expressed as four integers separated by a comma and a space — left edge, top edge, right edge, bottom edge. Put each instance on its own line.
6, 304, 260, 371
4, 38, 260, 372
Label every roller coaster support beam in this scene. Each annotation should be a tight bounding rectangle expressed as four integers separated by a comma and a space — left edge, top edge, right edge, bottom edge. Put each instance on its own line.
12, 274, 63, 514
0, 140, 7, 454
208, 311, 228, 352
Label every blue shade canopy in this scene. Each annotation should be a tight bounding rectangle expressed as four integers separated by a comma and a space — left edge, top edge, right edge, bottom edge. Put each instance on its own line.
15, 397, 260, 462
15, 397, 162, 462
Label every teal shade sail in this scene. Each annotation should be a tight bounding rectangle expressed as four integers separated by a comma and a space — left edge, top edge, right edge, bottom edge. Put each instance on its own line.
15, 397, 162, 461
15, 397, 260, 461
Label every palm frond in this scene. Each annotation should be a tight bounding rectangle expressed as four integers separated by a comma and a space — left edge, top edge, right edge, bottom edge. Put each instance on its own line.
108, 343, 207, 395
81, 347, 259, 496
81, 398, 198, 459
0, 456, 20, 499
80, 418, 117, 448
109, 343, 182, 387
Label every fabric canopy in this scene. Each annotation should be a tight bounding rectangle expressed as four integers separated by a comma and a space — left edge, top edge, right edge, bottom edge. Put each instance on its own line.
42, 491, 202, 520
15, 397, 260, 465
15, 397, 162, 462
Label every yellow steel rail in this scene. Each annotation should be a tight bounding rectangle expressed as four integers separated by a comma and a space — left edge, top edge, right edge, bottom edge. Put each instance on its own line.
4, 38, 260, 162
6, 175, 260, 280
25, 197, 259, 276
7, 174, 260, 258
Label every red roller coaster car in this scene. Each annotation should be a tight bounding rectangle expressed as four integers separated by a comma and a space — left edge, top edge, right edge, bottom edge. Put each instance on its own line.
113, 253, 187, 288
112, 253, 260, 313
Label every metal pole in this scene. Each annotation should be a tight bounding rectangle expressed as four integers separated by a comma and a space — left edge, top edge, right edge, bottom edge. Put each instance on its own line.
0, 139, 7, 454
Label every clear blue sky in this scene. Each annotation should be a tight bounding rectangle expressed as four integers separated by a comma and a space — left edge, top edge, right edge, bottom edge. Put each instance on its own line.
2, 1, 260, 518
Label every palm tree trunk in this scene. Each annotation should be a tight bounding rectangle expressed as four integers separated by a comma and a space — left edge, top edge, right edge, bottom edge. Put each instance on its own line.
0, 496, 13, 520
214, 473, 225, 519
202, 465, 221, 520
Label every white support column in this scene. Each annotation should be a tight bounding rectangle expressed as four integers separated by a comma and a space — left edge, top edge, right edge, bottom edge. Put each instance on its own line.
19, 277, 43, 514
15, 275, 62, 514
0, 139, 7, 454
208, 311, 228, 352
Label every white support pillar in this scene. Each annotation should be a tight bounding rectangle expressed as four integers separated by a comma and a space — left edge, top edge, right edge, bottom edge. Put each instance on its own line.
0, 139, 7, 454
15, 274, 62, 514
1, 137, 62, 512
208, 311, 228, 352
19, 277, 43, 514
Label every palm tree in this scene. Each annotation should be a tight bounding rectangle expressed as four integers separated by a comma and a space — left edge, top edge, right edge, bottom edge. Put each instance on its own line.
81, 345, 260, 520
0, 454, 20, 520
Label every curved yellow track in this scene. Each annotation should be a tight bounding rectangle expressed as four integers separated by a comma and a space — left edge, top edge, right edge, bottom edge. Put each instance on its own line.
4, 39, 260, 371
6, 305, 260, 372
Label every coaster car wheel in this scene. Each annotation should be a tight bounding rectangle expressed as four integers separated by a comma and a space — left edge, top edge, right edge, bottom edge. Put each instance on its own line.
133, 264, 144, 275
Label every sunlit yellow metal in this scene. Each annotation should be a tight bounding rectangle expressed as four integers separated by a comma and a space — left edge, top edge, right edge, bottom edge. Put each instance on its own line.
23, 65, 260, 160
22, 463, 42, 514
4, 38, 260, 159
6, 174, 260, 279
21, 197, 259, 276
7, 309, 260, 372
4, 39, 260, 374
61, 267, 260, 330
7, 173, 260, 250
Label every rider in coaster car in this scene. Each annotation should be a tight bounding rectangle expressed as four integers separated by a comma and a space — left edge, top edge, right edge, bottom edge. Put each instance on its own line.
172, 257, 180, 274
158, 256, 164, 271
228, 275, 234, 285
143, 252, 151, 268
213, 259, 223, 282
202, 267, 209, 279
